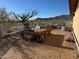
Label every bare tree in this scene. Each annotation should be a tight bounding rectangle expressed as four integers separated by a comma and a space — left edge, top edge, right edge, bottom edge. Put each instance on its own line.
0, 8, 9, 37
13, 10, 38, 29
0, 8, 8, 22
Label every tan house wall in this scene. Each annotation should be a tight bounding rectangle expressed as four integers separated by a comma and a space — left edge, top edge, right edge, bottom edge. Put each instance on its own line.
73, 2, 79, 55
73, 6, 79, 43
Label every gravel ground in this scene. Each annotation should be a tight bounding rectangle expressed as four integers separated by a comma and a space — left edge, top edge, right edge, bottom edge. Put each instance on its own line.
1, 30, 76, 59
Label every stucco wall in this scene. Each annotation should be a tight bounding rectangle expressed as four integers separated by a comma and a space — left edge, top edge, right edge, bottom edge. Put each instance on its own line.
73, 3, 79, 55
73, 7, 79, 43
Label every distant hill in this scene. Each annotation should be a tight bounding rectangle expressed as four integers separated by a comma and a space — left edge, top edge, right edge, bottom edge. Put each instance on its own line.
35, 15, 72, 21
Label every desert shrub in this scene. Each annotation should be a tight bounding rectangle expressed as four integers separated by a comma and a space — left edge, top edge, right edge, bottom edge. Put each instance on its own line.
65, 27, 72, 32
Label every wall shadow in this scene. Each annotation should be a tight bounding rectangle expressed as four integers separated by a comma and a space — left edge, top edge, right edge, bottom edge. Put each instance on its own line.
44, 34, 74, 50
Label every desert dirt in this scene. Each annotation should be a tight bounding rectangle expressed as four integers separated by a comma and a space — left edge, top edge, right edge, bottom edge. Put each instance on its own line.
0, 29, 77, 59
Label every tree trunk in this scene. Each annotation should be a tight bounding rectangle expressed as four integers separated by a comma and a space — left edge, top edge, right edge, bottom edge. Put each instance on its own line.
23, 21, 30, 30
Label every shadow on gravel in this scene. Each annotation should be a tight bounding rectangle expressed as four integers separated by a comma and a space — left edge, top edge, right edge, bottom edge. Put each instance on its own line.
0, 33, 75, 58
0, 35, 19, 57
44, 34, 74, 50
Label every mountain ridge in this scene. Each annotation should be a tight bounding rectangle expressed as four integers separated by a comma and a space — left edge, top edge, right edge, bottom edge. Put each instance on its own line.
35, 15, 72, 21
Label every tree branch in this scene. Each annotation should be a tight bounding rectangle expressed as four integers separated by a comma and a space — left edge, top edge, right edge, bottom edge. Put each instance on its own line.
13, 12, 22, 22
